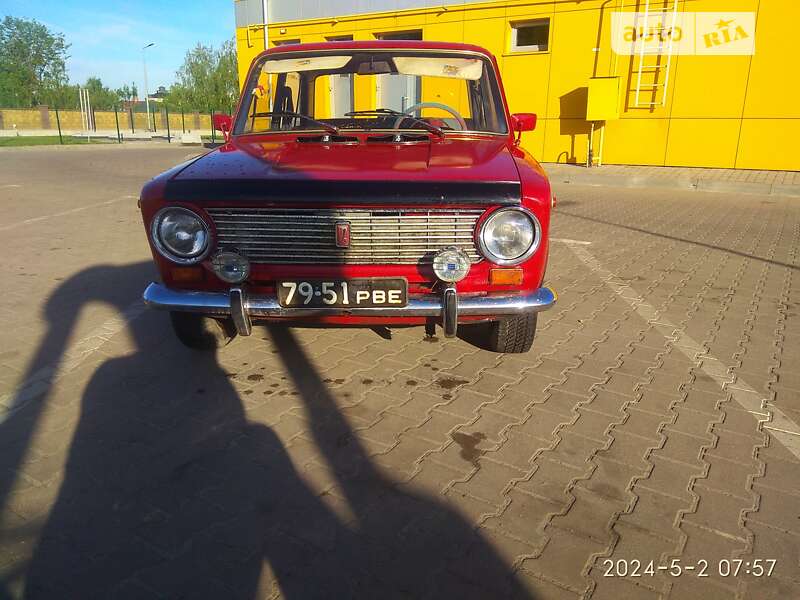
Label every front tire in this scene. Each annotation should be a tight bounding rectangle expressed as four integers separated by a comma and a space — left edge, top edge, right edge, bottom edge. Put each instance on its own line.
170, 312, 236, 351
484, 313, 538, 353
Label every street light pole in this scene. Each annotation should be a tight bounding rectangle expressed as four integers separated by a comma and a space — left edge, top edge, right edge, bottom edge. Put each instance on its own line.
142, 42, 155, 132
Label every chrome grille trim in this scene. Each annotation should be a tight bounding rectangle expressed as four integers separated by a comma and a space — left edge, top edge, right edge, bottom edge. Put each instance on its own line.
206, 208, 484, 264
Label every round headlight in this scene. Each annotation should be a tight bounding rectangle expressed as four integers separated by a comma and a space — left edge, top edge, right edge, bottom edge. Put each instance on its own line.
212, 251, 250, 284
478, 208, 541, 265
432, 247, 471, 283
151, 207, 210, 264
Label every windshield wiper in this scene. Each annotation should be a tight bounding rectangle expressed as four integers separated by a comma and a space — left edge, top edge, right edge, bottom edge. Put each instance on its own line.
344, 109, 445, 139
346, 108, 402, 116
256, 112, 339, 135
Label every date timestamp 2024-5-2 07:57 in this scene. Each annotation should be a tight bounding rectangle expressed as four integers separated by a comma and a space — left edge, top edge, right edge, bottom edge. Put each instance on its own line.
601, 558, 777, 578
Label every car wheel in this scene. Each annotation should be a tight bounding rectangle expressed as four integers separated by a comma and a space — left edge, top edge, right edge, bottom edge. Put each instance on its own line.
169, 312, 236, 351
485, 313, 537, 354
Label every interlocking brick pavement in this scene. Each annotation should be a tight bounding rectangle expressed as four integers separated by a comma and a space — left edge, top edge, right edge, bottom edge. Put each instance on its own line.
0, 145, 798, 599
545, 163, 800, 197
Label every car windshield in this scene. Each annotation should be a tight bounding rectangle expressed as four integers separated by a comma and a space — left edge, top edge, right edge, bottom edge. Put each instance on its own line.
234, 50, 508, 136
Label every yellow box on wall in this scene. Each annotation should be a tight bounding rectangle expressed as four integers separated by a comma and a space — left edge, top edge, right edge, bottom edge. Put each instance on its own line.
586, 77, 620, 122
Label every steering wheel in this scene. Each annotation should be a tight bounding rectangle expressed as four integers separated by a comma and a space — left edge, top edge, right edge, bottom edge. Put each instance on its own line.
392, 102, 467, 131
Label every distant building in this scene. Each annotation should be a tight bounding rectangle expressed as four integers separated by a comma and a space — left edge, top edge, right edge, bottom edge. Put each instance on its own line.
233, 0, 797, 171
120, 87, 167, 111
148, 86, 168, 103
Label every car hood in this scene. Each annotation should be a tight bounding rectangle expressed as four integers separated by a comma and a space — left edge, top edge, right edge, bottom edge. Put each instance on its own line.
164, 135, 523, 206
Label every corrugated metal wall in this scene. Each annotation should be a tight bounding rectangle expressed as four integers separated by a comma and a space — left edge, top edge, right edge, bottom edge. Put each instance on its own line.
235, 0, 497, 26
235, 0, 265, 27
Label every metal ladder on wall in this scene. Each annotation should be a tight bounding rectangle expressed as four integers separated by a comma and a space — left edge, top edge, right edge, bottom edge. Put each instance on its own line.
633, 0, 680, 107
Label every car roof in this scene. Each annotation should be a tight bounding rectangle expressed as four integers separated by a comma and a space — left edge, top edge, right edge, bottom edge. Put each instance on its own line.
258, 39, 495, 60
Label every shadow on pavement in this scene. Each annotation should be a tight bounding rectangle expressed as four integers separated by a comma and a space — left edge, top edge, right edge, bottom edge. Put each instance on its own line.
1, 262, 534, 599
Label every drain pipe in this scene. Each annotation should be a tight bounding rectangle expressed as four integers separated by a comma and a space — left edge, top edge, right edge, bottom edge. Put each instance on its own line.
598, 121, 606, 166
600, 0, 626, 168
262, 0, 269, 50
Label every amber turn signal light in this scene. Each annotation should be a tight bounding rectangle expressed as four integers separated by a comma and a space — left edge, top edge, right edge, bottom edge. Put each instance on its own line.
489, 268, 523, 286
169, 267, 203, 283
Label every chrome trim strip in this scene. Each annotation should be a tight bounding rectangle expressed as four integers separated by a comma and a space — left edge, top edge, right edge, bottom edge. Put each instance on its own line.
143, 283, 556, 318
207, 207, 484, 266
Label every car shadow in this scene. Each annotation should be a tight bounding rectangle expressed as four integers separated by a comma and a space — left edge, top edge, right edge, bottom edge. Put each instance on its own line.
2, 262, 535, 599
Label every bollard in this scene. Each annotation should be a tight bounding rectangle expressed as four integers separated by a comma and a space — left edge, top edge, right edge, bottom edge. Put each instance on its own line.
55, 108, 63, 145
130, 107, 135, 134
114, 106, 122, 143
165, 105, 171, 143
152, 109, 157, 133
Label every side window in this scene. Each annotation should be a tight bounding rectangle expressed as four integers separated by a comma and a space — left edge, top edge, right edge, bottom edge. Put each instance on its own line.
510, 19, 550, 53
313, 74, 353, 118
376, 30, 422, 41
274, 72, 300, 113
250, 71, 300, 130
244, 68, 273, 132
329, 74, 354, 117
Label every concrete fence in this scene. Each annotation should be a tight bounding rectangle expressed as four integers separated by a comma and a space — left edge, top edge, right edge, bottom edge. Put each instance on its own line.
0, 106, 214, 135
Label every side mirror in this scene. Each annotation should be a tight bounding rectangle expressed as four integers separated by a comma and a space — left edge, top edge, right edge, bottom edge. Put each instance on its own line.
213, 113, 233, 141
511, 113, 537, 136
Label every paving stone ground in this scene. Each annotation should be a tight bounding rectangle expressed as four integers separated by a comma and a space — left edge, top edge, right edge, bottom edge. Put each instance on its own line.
545, 163, 800, 197
545, 162, 800, 185
0, 145, 798, 599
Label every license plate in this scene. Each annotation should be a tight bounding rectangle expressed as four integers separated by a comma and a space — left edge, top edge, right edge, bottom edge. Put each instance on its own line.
277, 278, 408, 308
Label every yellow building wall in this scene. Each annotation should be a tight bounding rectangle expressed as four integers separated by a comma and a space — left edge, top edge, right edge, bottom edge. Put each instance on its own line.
234, 0, 799, 171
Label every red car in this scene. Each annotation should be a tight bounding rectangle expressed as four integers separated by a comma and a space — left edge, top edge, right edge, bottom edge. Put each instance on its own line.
141, 40, 556, 353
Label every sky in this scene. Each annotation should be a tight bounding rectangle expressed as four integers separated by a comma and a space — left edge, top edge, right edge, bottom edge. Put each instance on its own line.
3, 0, 235, 92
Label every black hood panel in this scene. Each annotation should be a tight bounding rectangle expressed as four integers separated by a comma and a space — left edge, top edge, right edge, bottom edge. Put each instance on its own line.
164, 178, 521, 206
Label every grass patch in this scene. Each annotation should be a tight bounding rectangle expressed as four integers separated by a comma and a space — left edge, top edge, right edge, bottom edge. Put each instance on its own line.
0, 135, 115, 147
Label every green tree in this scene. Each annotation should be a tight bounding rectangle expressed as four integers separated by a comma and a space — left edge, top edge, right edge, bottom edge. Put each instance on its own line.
82, 76, 121, 109
116, 82, 138, 102
0, 16, 70, 107
167, 39, 238, 113
34, 82, 79, 110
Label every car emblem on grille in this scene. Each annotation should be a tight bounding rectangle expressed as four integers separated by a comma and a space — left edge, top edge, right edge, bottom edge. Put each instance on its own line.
335, 221, 351, 248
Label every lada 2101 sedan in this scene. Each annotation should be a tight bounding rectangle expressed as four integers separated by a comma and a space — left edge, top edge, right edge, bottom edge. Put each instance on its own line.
141, 40, 556, 353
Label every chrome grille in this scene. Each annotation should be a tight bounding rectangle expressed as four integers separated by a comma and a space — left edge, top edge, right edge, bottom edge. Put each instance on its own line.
206, 208, 484, 264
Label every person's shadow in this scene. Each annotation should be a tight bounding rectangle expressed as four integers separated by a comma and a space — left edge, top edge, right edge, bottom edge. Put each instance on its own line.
7, 262, 535, 599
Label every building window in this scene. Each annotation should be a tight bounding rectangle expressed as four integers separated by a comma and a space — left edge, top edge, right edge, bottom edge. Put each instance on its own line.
376, 30, 422, 41
326, 35, 353, 42
273, 39, 300, 46
510, 19, 550, 53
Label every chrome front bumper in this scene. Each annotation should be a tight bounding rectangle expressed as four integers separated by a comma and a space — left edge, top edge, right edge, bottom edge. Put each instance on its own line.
143, 282, 557, 338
